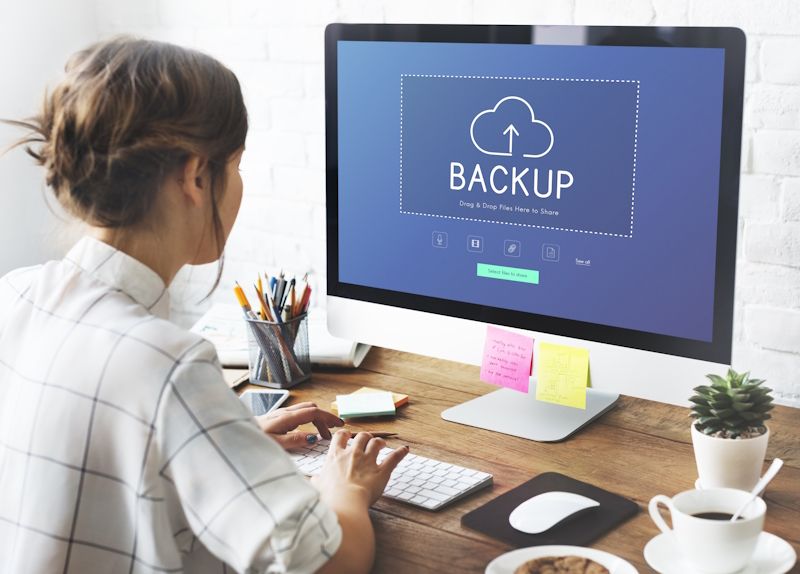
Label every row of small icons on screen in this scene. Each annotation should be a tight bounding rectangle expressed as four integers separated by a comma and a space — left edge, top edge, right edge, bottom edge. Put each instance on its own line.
432, 231, 564, 263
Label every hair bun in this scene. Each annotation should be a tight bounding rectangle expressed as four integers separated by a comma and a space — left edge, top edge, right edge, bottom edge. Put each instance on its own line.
5, 36, 248, 228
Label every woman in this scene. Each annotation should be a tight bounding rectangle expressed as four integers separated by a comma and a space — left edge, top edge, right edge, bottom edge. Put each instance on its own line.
0, 37, 406, 573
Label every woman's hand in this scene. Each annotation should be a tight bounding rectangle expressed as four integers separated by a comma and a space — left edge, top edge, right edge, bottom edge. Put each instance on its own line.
311, 429, 409, 507
312, 430, 408, 574
256, 401, 344, 450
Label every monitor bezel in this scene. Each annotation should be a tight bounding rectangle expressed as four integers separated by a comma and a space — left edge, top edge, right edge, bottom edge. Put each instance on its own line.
325, 24, 745, 365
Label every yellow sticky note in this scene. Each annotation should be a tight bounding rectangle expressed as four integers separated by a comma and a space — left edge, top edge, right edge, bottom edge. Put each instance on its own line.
536, 342, 589, 409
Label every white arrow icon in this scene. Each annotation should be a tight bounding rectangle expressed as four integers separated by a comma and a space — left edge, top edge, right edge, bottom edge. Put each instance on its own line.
469, 96, 554, 159
503, 123, 519, 155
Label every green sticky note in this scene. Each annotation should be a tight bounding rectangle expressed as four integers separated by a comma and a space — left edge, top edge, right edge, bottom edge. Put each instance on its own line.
536, 342, 589, 409
335, 391, 396, 419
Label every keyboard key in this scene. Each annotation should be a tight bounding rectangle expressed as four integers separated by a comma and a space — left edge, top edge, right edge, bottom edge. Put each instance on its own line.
419, 489, 448, 501
434, 485, 459, 496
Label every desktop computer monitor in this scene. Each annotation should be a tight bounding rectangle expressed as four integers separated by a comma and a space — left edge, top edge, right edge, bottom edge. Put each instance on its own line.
325, 24, 745, 441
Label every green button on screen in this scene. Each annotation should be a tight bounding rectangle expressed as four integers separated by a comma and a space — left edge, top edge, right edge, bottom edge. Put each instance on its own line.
476, 263, 539, 284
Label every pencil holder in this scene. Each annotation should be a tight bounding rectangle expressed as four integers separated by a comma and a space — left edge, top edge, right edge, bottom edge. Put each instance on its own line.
245, 313, 311, 389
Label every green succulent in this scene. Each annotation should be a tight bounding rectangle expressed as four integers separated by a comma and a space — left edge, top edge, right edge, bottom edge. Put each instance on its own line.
690, 368, 774, 438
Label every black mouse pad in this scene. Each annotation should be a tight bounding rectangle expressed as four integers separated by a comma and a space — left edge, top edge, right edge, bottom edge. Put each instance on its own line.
461, 472, 639, 547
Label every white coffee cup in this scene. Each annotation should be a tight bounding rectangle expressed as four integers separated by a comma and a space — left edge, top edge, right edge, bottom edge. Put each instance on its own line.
648, 488, 765, 574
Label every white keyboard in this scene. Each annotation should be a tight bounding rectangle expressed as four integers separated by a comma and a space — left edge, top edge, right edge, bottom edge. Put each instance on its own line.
290, 439, 493, 510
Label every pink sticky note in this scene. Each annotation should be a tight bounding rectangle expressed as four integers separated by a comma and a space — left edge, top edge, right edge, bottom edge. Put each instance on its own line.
479, 325, 534, 393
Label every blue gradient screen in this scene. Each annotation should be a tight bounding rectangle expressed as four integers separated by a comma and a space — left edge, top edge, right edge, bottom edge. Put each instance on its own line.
337, 41, 725, 342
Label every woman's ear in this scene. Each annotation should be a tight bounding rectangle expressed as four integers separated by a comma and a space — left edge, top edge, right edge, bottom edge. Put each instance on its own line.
179, 155, 209, 207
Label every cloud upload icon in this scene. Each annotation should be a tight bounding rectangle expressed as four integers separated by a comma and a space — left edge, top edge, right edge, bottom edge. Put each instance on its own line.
470, 96, 554, 159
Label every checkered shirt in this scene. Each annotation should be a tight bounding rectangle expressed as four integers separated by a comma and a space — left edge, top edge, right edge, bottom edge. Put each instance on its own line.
0, 237, 341, 573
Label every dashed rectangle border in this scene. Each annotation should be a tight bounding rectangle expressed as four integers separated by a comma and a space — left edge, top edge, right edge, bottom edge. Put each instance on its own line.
399, 74, 640, 239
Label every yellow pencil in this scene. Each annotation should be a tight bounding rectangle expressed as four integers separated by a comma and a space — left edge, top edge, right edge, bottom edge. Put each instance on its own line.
233, 282, 255, 318
254, 282, 272, 321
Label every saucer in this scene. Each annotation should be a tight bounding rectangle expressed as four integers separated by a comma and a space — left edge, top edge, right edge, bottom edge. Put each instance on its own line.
486, 545, 637, 574
643, 531, 796, 574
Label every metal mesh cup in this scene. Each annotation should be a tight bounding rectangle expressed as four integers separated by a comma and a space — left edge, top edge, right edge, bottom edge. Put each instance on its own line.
245, 313, 311, 389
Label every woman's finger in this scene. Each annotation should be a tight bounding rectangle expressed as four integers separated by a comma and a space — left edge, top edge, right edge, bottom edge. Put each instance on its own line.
271, 431, 317, 451
282, 401, 317, 411
267, 407, 341, 433
379, 445, 410, 476
313, 419, 333, 440
312, 410, 344, 439
364, 437, 386, 459
351, 432, 373, 452
330, 428, 351, 452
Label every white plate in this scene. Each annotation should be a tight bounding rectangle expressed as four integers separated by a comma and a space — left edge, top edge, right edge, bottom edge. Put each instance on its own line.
643, 531, 796, 574
486, 545, 638, 574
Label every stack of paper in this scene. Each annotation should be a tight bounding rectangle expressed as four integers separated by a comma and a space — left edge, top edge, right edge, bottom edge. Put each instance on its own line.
335, 391, 396, 419
331, 386, 409, 416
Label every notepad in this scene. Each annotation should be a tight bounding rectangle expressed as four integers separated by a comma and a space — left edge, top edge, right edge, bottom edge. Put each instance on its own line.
331, 387, 409, 415
336, 391, 396, 419
536, 342, 589, 409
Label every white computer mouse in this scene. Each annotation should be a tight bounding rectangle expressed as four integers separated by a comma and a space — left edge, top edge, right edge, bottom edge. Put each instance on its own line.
509, 491, 600, 534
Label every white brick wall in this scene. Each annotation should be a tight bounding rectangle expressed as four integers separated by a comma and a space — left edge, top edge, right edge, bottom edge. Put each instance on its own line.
91, 0, 800, 407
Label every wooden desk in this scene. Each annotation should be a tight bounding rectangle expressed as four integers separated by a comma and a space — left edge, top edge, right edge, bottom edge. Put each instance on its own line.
229, 347, 800, 573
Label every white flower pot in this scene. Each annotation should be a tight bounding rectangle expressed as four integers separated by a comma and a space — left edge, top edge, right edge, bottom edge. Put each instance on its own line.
691, 424, 769, 491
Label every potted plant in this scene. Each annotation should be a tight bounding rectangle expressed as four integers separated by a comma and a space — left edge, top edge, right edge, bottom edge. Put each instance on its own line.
689, 368, 775, 491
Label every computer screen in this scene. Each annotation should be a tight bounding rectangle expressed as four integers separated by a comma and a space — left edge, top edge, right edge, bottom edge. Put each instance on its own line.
328, 25, 743, 370
338, 39, 725, 343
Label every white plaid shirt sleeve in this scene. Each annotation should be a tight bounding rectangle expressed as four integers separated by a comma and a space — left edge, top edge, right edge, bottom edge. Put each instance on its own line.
154, 341, 342, 574
0, 237, 342, 574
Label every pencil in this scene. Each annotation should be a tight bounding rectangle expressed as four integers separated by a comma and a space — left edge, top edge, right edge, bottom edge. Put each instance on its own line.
299, 284, 312, 314
233, 282, 255, 318
254, 282, 272, 321
343, 431, 398, 438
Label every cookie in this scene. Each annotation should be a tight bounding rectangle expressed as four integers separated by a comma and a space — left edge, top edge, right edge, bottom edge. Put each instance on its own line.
513, 555, 610, 574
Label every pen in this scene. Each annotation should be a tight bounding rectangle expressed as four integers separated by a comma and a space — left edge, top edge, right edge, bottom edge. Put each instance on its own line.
264, 281, 283, 324
275, 272, 286, 310
282, 278, 295, 311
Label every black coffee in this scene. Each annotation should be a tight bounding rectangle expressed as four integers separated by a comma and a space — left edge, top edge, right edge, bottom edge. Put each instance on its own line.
692, 512, 741, 521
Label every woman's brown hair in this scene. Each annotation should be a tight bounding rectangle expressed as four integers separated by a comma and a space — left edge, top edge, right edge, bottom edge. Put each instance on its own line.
5, 36, 248, 270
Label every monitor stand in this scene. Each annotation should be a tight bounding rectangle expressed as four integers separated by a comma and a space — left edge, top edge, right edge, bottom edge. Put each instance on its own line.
441, 385, 619, 442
